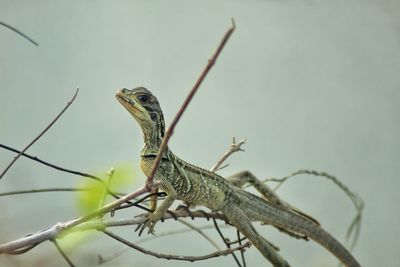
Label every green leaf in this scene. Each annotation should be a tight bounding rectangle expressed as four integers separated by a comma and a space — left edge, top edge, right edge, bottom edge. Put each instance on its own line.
76, 163, 136, 214
65, 163, 136, 252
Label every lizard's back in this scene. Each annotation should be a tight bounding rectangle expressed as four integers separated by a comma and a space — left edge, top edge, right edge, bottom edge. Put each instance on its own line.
141, 153, 230, 210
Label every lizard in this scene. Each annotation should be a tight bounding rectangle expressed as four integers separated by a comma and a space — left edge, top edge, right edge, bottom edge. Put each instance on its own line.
116, 87, 362, 267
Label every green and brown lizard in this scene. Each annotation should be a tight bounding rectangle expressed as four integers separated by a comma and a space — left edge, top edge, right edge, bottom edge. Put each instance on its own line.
116, 87, 361, 267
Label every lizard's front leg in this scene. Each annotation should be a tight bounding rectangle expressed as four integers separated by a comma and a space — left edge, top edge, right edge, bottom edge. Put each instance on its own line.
136, 181, 177, 236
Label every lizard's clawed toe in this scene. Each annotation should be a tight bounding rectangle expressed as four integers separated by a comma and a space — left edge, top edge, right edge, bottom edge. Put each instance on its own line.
135, 213, 157, 236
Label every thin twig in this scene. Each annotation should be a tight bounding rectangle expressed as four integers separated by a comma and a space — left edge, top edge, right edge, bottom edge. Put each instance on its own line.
177, 218, 221, 250
145, 19, 236, 188
210, 137, 246, 172
102, 229, 250, 262
99, 168, 115, 218
0, 88, 79, 180
237, 230, 247, 267
0, 144, 120, 200
210, 136, 245, 266
52, 239, 75, 267
0, 21, 39, 46
212, 218, 242, 267
0, 188, 89, 197
113, 192, 165, 212
98, 224, 228, 264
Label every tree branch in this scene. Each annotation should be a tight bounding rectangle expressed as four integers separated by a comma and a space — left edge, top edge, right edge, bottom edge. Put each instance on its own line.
0, 209, 226, 254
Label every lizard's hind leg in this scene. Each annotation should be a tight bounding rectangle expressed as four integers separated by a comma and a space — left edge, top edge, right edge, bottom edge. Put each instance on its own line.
227, 171, 319, 226
226, 171, 282, 205
222, 204, 290, 267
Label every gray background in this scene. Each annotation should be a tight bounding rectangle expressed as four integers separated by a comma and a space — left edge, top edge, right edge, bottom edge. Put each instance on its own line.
1, 1, 399, 266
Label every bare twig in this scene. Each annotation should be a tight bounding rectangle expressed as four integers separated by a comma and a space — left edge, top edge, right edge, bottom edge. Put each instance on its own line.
103, 229, 250, 262
0, 209, 226, 254
0, 21, 39, 46
99, 168, 115, 213
212, 218, 242, 267
73, 209, 226, 232
211, 137, 246, 172
52, 239, 75, 267
237, 230, 247, 267
113, 192, 165, 212
0, 88, 79, 180
145, 19, 236, 188
0, 144, 120, 200
177, 218, 221, 250
98, 224, 228, 264
210, 137, 246, 267
0, 187, 89, 197
210, 136, 247, 266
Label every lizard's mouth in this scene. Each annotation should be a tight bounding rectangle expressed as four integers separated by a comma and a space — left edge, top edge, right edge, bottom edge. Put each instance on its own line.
116, 91, 143, 114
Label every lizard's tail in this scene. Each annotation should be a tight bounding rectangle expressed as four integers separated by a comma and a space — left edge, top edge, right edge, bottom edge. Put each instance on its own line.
302, 221, 361, 267
236, 190, 362, 267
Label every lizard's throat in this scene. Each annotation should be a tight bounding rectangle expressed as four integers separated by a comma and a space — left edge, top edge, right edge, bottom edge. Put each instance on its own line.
141, 127, 164, 155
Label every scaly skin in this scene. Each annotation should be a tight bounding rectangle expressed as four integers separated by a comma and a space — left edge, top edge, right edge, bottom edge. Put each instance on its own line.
116, 87, 361, 267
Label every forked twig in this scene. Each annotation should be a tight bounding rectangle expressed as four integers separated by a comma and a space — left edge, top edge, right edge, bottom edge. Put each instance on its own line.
211, 137, 246, 172
210, 137, 246, 266
0, 88, 79, 180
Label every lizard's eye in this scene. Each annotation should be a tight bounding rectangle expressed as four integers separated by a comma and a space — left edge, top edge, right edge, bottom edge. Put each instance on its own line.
137, 94, 149, 103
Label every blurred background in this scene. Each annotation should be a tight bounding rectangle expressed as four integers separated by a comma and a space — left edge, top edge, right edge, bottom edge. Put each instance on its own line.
1, 1, 399, 266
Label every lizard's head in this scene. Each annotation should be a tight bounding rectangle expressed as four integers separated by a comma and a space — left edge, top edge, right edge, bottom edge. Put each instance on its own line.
116, 87, 165, 139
